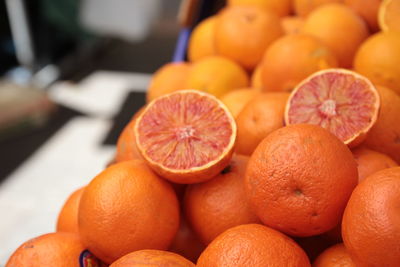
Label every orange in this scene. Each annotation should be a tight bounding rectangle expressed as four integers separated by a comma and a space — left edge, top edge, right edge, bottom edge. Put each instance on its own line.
245, 124, 358, 236
281, 16, 305, 35
185, 56, 249, 97
184, 155, 260, 245
342, 167, 400, 266
6, 232, 94, 267
188, 16, 216, 62
236, 92, 289, 155
313, 243, 356, 267
354, 31, 400, 95
228, 0, 292, 17
251, 63, 263, 90
364, 86, 400, 163
78, 160, 179, 264
294, 0, 343, 16
109, 250, 195, 267
352, 147, 398, 182
146, 62, 191, 102
219, 88, 260, 118
285, 69, 380, 147
379, 0, 400, 32
214, 6, 283, 70
197, 224, 311, 267
56, 187, 85, 233
260, 34, 338, 92
302, 3, 369, 68
294, 235, 337, 263
345, 0, 381, 32
135, 90, 237, 184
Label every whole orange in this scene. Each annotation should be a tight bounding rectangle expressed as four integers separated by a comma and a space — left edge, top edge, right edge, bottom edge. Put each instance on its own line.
354, 32, 400, 95
109, 250, 195, 267
245, 124, 358, 237
345, 0, 381, 32
228, 0, 292, 17
260, 34, 338, 92
302, 3, 369, 68
219, 88, 260, 118
197, 224, 311, 267
251, 63, 263, 90
235, 92, 289, 155
56, 187, 85, 233
188, 16, 216, 62
146, 62, 191, 102
313, 243, 356, 267
342, 167, 400, 266
294, 0, 344, 16
281, 16, 305, 35
78, 160, 179, 264
214, 6, 283, 70
184, 155, 260, 245
185, 56, 249, 97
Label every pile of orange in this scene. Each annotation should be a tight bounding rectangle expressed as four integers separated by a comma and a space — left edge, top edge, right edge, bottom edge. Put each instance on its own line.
6, 0, 400, 266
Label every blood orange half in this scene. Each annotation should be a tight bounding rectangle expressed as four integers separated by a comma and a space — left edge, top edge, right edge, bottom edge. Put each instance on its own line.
135, 90, 237, 184
285, 69, 380, 146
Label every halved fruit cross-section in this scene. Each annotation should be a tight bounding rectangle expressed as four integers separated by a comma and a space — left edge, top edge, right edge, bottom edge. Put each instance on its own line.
285, 69, 380, 146
135, 90, 237, 184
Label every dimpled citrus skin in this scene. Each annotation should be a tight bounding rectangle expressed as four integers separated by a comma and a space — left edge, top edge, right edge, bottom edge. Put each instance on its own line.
313, 243, 356, 267
197, 224, 311, 267
78, 160, 179, 264
342, 167, 400, 266
109, 250, 195, 267
245, 124, 358, 237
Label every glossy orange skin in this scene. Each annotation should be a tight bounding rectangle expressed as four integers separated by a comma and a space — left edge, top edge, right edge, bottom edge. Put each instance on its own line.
197, 224, 311, 267
352, 147, 398, 182
188, 16, 217, 62
220, 88, 260, 118
302, 3, 369, 68
354, 32, 400, 95
345, 0, 381, 32
184, 155, 260, 245
260, 34, 338, 92
78, 160, 180, 264
146, 62, 191, 102
228, 0, 292, 17
109, 250, 195, 267
313, 243, 356, 267
364, 86, 400, 163
294, 0, 344, 16
236, 92, 289, 155
245, 124, 358, 237
214, 6, 283, 71
6, 232, 86, 267
56, 187, 85, 233
342, 167, 400, 266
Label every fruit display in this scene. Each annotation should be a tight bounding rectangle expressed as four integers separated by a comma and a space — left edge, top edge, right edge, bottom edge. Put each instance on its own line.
6, 0, 400, 266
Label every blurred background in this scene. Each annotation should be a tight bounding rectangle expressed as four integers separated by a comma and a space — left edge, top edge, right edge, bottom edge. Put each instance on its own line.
0, 0, 221, 263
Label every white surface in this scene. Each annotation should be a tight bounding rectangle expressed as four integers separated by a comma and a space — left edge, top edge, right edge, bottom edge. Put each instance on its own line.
0, 117, 115, 264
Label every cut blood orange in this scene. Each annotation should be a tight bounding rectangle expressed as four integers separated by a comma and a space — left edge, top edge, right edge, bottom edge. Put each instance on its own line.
285, 69, 380, 146
135, 90, 237, 184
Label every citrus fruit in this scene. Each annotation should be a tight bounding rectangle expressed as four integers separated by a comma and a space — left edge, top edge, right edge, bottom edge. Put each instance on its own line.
6, 232, 93, 267
251, 63, 263, 90
245, 124, 358, 237
294, 0, 344, 17
227, 0, 292, 17
185, 56, 249, 97
281, 16, 305, 35
214, 6, 283, 70
56, 186, 85, 233
135, 90, 237, 184
184, 155, 260, 245
188, 16, 217, 62
78, 160, 179, 264
294, 235, 337, 263
313, 243, 355, 267
379, 0, 400, 32
342, 167, 400, 266
354, 32, 400, 95
197, 224, 311, 267
284, 69, 380, 147
146, 62, 191, 103
236, 92, 289, 155
302, 3, 369, 68
352, 147, 398, 182
345, 0, 381, 32
219, 88, 260, 118
260, 34, 338, 92
109, 250, 195, 267
364, 86, 400, 163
